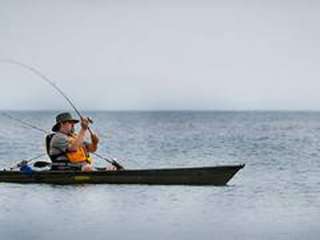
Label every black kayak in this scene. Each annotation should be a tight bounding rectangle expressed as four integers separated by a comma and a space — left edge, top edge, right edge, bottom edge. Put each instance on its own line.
0, 164, 245, 186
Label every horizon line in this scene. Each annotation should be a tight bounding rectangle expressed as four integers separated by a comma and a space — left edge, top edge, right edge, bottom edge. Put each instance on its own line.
1, 109, 320, 112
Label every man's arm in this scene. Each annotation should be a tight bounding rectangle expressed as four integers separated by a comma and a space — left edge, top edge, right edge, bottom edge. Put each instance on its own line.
68, 117, 89, 151
86, 133, 99, 153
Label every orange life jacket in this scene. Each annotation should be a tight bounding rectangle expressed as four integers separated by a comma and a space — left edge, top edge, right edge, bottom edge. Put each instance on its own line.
66, 147, 87, 163
66, 134, 91, 163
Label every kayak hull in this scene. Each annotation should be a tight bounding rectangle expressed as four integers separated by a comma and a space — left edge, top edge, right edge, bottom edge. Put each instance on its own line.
0, 165, 245, 186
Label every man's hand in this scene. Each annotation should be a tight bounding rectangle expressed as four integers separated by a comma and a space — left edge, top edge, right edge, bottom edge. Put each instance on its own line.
91, 133, 99, 145
80, 116, 90, 130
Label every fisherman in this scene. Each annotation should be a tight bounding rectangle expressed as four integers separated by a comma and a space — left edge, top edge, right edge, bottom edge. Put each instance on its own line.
48, 112, 99, 171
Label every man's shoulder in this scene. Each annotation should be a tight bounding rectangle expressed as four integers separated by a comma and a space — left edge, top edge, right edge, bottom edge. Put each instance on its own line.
51, 132, 69, 143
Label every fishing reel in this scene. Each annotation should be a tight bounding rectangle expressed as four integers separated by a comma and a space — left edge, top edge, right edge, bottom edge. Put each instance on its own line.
80, 116, 93, 124
17, 160, 29, 168
15, 160, 33, 174
87, 117, 93, 124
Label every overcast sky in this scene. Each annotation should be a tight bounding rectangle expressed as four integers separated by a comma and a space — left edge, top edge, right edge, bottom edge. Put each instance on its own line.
0, 0, 320, 111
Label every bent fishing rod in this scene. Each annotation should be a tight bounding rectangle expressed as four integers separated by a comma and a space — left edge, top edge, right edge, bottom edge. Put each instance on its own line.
0, 59, 124, 170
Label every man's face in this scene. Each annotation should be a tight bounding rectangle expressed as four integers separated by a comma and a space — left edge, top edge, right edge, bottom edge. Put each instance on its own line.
61, 121, 75, 134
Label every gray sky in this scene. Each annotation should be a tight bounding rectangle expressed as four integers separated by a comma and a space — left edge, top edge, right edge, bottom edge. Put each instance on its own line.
1, 0, 320, 110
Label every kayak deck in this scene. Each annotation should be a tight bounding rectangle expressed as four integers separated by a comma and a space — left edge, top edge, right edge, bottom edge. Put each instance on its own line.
0, 164, 245, 185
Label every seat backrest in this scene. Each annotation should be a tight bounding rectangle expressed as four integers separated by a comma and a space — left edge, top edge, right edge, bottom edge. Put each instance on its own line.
45, 133, 55, 156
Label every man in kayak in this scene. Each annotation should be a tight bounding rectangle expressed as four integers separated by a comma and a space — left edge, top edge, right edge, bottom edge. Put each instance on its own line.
48, 112, 99, 171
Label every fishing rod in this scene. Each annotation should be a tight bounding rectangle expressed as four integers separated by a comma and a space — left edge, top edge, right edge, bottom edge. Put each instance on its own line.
0, 113, 47, 169
0, 59, 83, 119
0, 59, 124, 170
1, 112, 48, 134
10, 153, 46, 170
2, 106, 124, 169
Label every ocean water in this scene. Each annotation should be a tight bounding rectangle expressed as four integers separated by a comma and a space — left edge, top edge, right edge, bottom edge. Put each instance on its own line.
0, 111, 319, 240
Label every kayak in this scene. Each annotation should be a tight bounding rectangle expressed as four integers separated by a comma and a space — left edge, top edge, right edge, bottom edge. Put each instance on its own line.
0, 164, 245, 185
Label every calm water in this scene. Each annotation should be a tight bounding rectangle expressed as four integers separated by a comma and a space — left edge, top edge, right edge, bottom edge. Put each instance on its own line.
0, 111, 319, 240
